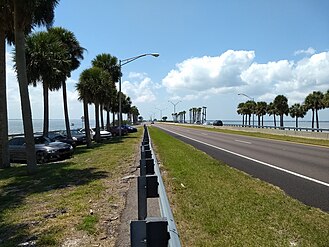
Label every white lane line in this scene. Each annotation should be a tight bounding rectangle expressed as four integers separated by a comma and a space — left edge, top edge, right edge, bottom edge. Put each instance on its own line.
158, 126, 329, 188
235, 139, 251, 144
202, 133, 209, 136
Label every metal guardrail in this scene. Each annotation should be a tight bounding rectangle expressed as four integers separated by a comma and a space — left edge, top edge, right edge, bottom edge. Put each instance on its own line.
130, 125, 181, 247
223, 124, 329, 132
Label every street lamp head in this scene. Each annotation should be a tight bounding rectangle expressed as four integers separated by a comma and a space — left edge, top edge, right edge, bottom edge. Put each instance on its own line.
151, 53, 160, 57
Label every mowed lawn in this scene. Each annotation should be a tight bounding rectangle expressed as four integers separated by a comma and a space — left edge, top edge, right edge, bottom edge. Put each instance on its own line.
149, 127, 329, 247
0, 131, 142, 247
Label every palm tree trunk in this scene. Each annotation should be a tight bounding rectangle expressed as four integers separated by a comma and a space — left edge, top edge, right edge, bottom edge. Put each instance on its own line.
311, 109, 315, 130
106, 104, 110, 130
83, 100, 92, 148
42, 83, 49, 136
315, 109, 319, 131
273, 115, 276, 128
258, 115, 260, 127
14, 22, 37, 173
94, 102, 101, 142
0, 30, 10, 168
62, 82, 72, 139
280, 114, 284, 128
100, 104, 104, 130
248, 114, 251, 126
112, 112, 115, 126
242, 114, 244, 126
295, 117, 298, 129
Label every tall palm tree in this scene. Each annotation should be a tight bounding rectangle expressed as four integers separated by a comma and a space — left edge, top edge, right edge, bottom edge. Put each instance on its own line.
267, 102, 277, 128
76, 69, 94, 148
91, 53, 120, 128
237, 102, 245, 126
48, 27, 85, 139
0, 1, 14, 168
273, 95, 289, 128
244, 100, 256, 126
24, 31, 70, 136
12, 0, 59, 173
255, 101, 267, 127
130, 106, 139, 124
304, 91, 324, 129
289, 103, 307, 128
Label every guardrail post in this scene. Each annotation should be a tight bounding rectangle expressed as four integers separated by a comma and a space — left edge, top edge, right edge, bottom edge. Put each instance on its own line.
138, 175, 159, 220
131, 218, 170, 247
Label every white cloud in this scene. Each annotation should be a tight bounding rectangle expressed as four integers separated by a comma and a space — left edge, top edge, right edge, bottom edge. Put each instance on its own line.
162, 50, 255, 93
294, 47, 316, 56
121, 72, 160, 103
162, 49, 329, 105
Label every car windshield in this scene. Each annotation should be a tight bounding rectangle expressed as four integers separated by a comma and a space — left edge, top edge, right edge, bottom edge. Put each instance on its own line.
34, 136, 50, 144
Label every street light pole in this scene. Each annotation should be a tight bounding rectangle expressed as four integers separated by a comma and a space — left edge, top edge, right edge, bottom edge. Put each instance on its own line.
118, 53, 159, 136
155, 107, 166, 120
238, 93, 255, 127
168, 100, 181, 122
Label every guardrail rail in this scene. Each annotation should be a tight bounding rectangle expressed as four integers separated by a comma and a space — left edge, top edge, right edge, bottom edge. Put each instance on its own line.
130, 125, 181, 247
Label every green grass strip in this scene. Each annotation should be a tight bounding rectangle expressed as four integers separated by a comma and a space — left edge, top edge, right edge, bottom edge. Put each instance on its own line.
149, 127, 329, 246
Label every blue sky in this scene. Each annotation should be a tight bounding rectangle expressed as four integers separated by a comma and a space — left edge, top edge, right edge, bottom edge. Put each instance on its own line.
6, 0, 329, 122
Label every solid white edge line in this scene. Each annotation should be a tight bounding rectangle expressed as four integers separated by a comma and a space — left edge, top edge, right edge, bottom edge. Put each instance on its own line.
157, 125, 329, 188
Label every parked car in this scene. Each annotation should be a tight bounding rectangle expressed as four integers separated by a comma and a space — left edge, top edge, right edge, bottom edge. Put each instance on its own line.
47, 132, 76, 148
108, 126, 128, 136
91, 128, 112, 140
121, 124, 138, 133
8, 135, 74, 164
79, 128, 95, 140
213, 120, 223, 126
60, 129, 87, 145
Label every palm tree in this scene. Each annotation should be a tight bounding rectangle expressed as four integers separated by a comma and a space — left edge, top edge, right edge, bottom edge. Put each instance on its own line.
91, 53, 120, 128
255, 101, 267, 127
304, 91, 325, 129
130, 106, 139, 124
289, 103, 307, 129
273, 95, 289, 128
12, 0, 59, 173
0, 1, 14, 168
322, 89, 329, 109
237, 102, 246, 126
76, 69, 94, 147
243, 101, 256, 126
48, 27, 85, 139
24, 31, 70, 136
267, 102, 277, 128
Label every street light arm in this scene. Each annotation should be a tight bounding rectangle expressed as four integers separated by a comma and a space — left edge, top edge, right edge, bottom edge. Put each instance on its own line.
238, 93, 254, 101
120, 53, 159, 66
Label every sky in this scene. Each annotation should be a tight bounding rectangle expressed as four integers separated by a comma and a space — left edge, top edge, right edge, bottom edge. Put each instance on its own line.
5, 0, 329, 122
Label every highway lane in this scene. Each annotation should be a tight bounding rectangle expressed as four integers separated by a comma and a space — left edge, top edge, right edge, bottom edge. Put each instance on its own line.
154, 123, 329, 211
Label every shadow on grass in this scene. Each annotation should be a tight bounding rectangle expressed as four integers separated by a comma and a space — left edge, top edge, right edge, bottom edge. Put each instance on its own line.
0, 161, 108, 246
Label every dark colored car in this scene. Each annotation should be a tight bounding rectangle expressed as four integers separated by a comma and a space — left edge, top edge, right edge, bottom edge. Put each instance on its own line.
60, 129, 87, 145
108, 126, 128, 136
121, 125, 138, 133
213, 120, 223, 126
8, 135, 74, 164
47, 132, 76, 148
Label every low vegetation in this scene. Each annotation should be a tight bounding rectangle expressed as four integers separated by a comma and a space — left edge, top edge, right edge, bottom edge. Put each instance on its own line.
0, 131, 141, 246
149, 127, 329, 246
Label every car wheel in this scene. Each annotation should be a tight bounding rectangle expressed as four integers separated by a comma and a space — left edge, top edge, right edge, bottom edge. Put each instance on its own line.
36, 151, 49, 164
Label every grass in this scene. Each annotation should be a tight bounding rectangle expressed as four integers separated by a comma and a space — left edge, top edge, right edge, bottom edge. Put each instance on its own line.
177, 124, 329, 147
0, 131, 142, 246
149, 127, 329, 246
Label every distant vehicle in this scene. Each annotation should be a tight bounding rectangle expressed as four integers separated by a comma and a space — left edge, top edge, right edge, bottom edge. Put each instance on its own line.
60, 129, 87, 145
202, 121, 213, 126
46, 132, 76, 148
213, 120, 223, 126
8, 135, 74, 164
121, 125, 138, 133
79, 128, 95, 140
151, 121, 154, 124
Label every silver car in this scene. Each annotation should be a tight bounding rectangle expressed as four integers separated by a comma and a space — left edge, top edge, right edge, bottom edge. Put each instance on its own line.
8, 136, 74, 164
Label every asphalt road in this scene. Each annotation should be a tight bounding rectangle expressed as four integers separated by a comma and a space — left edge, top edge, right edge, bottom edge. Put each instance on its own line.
154, 123, 329, 212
